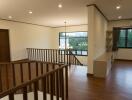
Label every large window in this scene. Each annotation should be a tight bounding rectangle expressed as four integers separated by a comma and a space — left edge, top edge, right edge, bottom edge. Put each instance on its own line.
59, 32, 88, 56
118, 28, 132, 48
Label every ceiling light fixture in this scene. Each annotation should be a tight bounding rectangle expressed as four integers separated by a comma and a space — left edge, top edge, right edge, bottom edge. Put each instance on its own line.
8, 16, 12, 19
116, 5, 121, 10
28, 11, 33, 14
118, 16, 122, 19
58, 4, 62, 8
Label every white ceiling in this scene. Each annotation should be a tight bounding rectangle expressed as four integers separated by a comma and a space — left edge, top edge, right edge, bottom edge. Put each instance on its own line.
95, 0, 132, 21
0, 0, 132, 27
0, 0, 93, 27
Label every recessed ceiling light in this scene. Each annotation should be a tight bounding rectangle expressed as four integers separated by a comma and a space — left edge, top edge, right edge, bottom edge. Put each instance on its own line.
118, 16, 122, 19
116, 5, 121, 10
8, 16, 12, 19
58, 4, 62, 8
28, 11, 33, 14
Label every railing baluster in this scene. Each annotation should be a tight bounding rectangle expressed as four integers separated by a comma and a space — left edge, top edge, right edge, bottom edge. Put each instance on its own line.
46, 49, 47, 62
27, 48, 30, 60
9, 93, 14, 100
37, 49, 39, 61
35, 49, 37, 61
6, 64, 9, 89
36, 62, 38, 77
34, 82, 38, 100
39, 49, 41, 61
63, 50, 66, 63
20, 63, 24, 83
0, 65, 2, 92
61, 69, 64, 100
58, 50, 60, 63
52, 64, 55, 95
23, 86, 27, 100
65, 66, 68, 99
50, 73, 53, 100
42, 50, 44, 62
61, 50, 62, 63
44, 50, 45, 62
51, 50, 53, 62
56, 70, 59, 100
66, 50, 68, 65
12, 64, 16, 87
59, 65, 62, 97
28, 63, 31, 80
46, 64, 49, 93
68, 50, 71, 65
53, 50, 55, 62
48, 50, 51, 62
42, 77, 46, 100
29, 48, 31, 60
56, 50, 58, 63
32, 48, 34, 60
41, 63, 43, 75
28, 62, 32, 91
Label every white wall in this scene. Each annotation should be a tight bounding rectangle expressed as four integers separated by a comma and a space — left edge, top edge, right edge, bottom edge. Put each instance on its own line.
0, 20, 53, 61
108, 20, 132, 60
52, 25, 88, 65
0, 19, 88, 64
88, 6, 108, 74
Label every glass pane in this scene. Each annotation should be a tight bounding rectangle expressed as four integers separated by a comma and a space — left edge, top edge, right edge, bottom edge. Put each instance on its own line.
82, 51, 87, 55
118, 30, 126, 47
72, 51, 76, 54
77, 51, 81, 55
60, 32, 66, 37
66, 32, 87, 37
68, 37, 88, 50
59, 32, 88, 55
127, 29, 132, 47
59, 38, 65, 49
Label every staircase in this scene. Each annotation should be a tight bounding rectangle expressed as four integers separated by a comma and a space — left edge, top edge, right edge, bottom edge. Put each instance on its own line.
0, 61, 68, 100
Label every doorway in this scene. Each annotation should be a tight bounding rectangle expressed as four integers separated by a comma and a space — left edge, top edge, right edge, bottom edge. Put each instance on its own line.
0, 29, 10, 62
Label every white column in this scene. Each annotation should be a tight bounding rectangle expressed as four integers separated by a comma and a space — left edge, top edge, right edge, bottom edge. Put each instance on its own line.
87, 6, 96, 74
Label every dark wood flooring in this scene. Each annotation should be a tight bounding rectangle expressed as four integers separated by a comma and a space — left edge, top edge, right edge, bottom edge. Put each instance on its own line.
68, 61, 132, 100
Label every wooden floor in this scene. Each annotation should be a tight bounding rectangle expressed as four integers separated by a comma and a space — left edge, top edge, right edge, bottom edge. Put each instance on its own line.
68, 61, 132, 100
1, 61, 132, 100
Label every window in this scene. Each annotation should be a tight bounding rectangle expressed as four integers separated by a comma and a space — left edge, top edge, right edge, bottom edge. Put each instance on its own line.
118, 28, 132, 48
59, 32, 88, 56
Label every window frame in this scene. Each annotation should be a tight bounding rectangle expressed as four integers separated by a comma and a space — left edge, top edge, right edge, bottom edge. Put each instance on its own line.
59, 31, 88, 56
118, 28, 132, 49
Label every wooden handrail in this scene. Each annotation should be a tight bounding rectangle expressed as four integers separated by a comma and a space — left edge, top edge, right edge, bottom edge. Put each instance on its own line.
0, 64, 68, 100
69, 50, 83, 65
27, 48, 83, 66
0, 61, 63, 65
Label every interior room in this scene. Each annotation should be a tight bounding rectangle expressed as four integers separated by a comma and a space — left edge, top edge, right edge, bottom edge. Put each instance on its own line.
0, 0, 132, 100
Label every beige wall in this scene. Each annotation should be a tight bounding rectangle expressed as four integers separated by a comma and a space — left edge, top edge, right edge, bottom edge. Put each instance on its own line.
88, 6, 108, 74
0, 20, 53, 61
52, 25, 88, 65
0, 19, 88, 64
108, 20, 132, 60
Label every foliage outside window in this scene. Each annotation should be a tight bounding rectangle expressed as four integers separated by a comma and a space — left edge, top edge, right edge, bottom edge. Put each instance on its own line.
118, 28, 132, 48
59, 32, 88, 56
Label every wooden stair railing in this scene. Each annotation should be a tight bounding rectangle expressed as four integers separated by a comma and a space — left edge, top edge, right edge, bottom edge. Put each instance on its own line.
68, 50, 83, 66
0, 63, 68, 100
27, 48, 83, 66
0, 61, 68, 99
